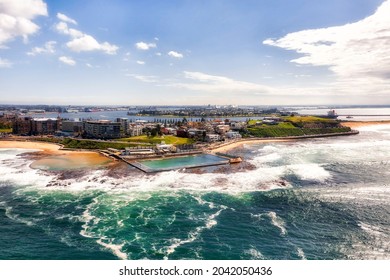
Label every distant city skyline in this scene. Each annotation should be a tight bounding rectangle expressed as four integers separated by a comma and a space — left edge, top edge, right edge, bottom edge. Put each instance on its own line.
0, 0, 389, 106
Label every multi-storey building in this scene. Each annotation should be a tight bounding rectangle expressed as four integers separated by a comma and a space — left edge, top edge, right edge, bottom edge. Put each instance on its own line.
61, 120, 84, 134
13, 117, 59, 135
84, 120, 121, 139
116, 118, 129, 136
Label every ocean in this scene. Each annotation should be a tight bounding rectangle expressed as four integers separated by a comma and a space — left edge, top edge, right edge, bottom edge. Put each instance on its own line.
0, 124, 389, 260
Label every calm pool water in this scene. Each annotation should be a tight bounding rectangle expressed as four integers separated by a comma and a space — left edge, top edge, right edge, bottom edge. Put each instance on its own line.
137, 154, 229, 172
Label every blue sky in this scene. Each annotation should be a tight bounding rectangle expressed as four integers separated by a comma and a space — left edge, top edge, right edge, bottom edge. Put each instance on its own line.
0, 0, 388, 105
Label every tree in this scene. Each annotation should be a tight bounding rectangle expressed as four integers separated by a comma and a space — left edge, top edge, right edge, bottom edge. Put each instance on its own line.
156, 124, 162, 136
202, 130, 206, 142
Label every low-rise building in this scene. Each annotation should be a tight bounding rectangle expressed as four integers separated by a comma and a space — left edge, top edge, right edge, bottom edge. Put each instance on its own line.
215, 125, 230, 134
188, 128, 206, 138
161, 127, 177, 135
230, 121, 246, 131
205, 133, 221, 142
226, 131, 242, 139
128, 124, 144, 136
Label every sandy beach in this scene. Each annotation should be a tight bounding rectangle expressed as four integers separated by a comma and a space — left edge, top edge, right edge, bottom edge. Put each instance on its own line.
341, 120, 390, 129
211, 139, 291, 153
0, 140, 112, 169
0, 140, 63, 153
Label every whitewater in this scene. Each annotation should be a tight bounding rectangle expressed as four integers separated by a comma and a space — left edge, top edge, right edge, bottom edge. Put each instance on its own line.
0, 124, 389, 260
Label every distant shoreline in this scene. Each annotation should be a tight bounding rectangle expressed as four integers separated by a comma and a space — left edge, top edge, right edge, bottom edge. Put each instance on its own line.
210, 131, 359, 153
1, 120, 390, 160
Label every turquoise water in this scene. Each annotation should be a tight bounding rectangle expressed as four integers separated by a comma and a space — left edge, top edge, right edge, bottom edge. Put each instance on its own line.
1, 124, 390, 260
137, 154, 229, 172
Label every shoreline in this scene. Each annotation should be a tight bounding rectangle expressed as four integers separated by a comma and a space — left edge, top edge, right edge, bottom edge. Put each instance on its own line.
211, 121, 390, 153
0, 140, 112, 168
209, 131, 359, 153
1, 119, 390, 164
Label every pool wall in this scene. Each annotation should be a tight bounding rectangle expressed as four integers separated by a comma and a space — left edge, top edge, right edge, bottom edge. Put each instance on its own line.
129, 154, 229, 173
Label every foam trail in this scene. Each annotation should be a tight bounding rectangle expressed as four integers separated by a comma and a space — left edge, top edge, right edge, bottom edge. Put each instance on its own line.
244, 248, 264, 260
268, 212, 287, 236
297, 247, 307, 260
96, 239, 127, 260
165, 207, 225, 259
79, 197, 100, 238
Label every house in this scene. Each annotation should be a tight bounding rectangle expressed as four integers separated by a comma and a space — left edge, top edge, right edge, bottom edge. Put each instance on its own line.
205, 133, 221, 142
215, 125, 230, 134
188, 128, 206, 138
176, 129, 188, 138
226, 131, 242, 139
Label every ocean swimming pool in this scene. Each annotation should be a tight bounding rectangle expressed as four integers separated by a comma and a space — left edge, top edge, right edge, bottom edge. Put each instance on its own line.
133, 154, 229, 172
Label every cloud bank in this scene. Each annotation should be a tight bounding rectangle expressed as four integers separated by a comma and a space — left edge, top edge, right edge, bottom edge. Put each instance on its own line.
0, 0, 47, 47
264, 0, 390, 83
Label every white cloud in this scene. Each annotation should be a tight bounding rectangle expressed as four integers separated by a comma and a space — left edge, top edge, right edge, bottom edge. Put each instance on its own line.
66, 34, 118, 54
0, 57, 12, 68
58, 56, 76, 66
168, 71, 272, 93
57, 13, 77, 25
136, 60, 145, 65
155, 52, 162, 56
0, 0, 47, 47
55, 16, 118, 55
27, 41, 56, 56
263, 0, 390, 85
55, 21, 83, 37
168, 51, 183, 58
126, 74, 158, 83
135, 41, 156, 50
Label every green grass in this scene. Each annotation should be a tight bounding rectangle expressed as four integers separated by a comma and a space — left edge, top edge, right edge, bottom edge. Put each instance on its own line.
33, 137, 139, 150
62, 139, 139, 150
284, 116, 339, 124
248, 126, 351, 138
248, 127, 304, 137
119, 135, 195, 145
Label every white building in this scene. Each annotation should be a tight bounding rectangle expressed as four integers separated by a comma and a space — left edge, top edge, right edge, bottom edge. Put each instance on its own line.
226, 131, 242, 139
128, 124, 144, 136
205, 134, 221, 142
